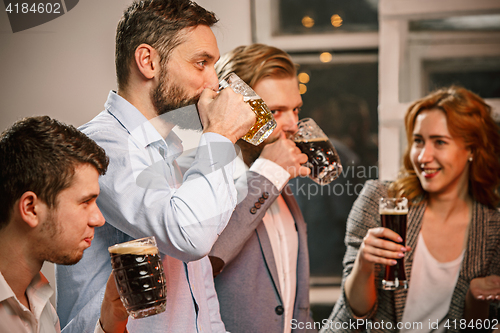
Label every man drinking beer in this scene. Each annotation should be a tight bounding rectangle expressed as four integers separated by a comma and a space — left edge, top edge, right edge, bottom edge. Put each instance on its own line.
208, 44, 316, 333
55, 0, 255, 332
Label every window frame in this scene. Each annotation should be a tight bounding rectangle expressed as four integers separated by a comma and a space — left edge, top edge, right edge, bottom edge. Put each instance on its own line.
252, 0, 379, 52
379, 0, 500, 180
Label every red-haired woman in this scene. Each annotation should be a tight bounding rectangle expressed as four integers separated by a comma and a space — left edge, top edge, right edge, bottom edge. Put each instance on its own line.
322, 86, 500, 333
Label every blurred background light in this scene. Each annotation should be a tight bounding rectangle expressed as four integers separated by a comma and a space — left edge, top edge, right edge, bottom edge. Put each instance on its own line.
319, 52, 333, 63
298, 72, 310, 84
299, 83, 308, 94
331, 14, 343, 27
302, 15, 315, 28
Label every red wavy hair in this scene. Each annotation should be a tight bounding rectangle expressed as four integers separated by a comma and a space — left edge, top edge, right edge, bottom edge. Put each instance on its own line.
391, 86, 500, 208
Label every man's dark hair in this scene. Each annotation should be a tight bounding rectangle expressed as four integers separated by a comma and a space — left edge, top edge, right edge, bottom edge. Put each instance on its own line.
0, 116, 109, 229
115, 0, 218, 90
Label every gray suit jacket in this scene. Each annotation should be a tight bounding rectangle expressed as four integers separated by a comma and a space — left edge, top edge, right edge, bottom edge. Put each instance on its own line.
210, 171, 317, 333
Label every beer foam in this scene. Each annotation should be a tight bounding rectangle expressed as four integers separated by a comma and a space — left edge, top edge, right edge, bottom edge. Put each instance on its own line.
108, 244, 158, 255
380, 208, 408, 215
243, 96, 259, 102
294, 137, 328, 143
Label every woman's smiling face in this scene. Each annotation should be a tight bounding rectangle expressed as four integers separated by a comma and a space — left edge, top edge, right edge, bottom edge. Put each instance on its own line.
410, 108, 472, 198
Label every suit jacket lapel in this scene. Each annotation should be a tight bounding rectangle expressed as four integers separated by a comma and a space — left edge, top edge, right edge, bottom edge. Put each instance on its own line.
282, 187, 312, 319
256, 220, 282, 302
255, 186, 303, 303
447, 201, 487, 320
256, 186, 307, 306
461, 201, 486, 280
282, 188, 308, 287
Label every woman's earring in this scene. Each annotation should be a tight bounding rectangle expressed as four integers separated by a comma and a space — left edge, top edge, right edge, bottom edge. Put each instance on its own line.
469, 156, 473, 162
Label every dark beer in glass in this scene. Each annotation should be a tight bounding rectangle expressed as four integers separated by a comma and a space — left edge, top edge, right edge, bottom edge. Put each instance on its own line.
295, 138, 342, 184
379, 197, 408, 290
108, 236, 167, 318
292, 118, 342, 185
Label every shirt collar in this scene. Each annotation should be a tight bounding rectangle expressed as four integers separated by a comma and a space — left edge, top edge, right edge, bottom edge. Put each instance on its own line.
26, 272, 54, 320
0, 271, 53, 307
104, 91, 164, 148
104, 91, 184, 157
0, 272, 15, 303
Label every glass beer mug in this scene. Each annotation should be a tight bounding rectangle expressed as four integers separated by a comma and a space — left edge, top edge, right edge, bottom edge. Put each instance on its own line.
219, 72, 277, 145
292, 118, 342, 185
108, 236, 167, 319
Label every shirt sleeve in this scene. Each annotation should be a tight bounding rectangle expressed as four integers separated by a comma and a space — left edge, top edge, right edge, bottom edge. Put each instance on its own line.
209, 171, 281, 272
249, 157, 290, 191
85, 124, 238, 262
207, 157, 289, 271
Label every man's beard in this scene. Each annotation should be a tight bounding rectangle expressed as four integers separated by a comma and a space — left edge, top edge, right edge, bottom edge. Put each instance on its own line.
151, 67, 202, 130
37, 211, 82, 266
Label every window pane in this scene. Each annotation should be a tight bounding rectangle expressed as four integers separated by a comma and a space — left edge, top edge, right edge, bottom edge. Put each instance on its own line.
278, 0, 379, 35
410, 14, 500, 32
424, 57, 500, 98
289, 58, 379, 278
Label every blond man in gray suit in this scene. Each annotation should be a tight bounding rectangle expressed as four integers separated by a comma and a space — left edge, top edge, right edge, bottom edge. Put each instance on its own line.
208, 44, 318, 333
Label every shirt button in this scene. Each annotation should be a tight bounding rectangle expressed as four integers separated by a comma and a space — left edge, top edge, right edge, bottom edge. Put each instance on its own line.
262, 192, 269, 199
258, 197, 265, 204
275, 305, 284, 315
254, 202, 261, 209
250, 207, 257, 214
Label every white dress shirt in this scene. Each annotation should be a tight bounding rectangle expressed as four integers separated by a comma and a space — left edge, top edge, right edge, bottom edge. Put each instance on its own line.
0, 272, 106, 333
